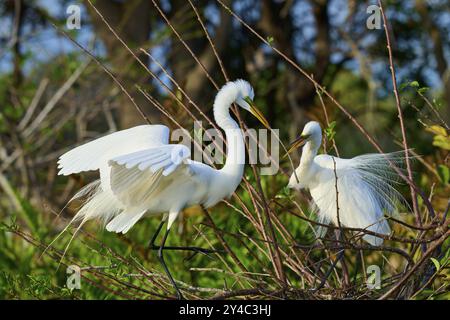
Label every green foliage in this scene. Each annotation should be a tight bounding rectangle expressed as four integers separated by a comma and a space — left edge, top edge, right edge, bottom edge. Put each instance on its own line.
425, 125, 450, 150
324, 121, 337, 142
437, 165, 449, 185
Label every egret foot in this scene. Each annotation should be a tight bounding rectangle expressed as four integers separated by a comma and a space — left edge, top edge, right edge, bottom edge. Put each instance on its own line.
184, 247, 225, 261
311, 249, 345, 291
148, 220, 223, 260
150, 245, 223, 260
156, 227, 184, 300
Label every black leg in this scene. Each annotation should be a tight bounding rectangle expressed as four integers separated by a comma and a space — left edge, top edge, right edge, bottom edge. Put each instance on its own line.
312, 249, 345, 291
157, 227, 184, 300
312, 230, 347, 291
151, 245, 222, 259
148, 220, 223, 259
148, 219, 166, 249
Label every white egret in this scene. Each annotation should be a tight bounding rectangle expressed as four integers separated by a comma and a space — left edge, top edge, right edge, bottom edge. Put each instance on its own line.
56, 79, 269, 299
286, 121, 406, 246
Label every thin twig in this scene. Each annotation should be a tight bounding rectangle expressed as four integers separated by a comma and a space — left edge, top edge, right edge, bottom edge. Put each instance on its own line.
378, 1, 422, 228
51, 24, 151, 125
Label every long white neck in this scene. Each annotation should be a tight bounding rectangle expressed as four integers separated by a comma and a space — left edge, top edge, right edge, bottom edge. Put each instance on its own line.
300, 140, 320, 166
213, 84, 245, 179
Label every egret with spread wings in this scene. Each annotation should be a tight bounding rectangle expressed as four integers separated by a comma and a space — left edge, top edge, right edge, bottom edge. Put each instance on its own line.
56, 80, 269, 299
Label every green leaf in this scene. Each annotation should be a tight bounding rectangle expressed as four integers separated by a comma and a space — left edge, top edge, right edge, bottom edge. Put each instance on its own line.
399, 82, 409, 91
425, 125, 450, 150
433, 135, 450, 150
425, 125, 448, 136
417, 87, 429, 95
325, 121, 337, 141
437, 165, 450, 184
430, 258, 440, 271
409, 80, 420, 88
266, 36, 274, 45
275, 186, 292, 199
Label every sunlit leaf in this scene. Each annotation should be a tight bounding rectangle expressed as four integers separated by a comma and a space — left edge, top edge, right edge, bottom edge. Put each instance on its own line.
430, 258, 440, 271
437, 165, 450, 184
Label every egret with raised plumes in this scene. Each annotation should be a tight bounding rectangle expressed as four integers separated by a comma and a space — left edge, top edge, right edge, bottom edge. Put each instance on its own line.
56, 79, 269, 299
286, 121, 407, 246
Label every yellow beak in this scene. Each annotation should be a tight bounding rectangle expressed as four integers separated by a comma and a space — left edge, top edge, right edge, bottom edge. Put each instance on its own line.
244, 97, 270, 129
249, 105, 271, 129
283, 134, 311, 158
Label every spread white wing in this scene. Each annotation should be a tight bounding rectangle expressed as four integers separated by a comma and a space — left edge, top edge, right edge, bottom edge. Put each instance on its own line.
56, 125, 194, 234
57, 125, 169, 175
108, 144, 192, 206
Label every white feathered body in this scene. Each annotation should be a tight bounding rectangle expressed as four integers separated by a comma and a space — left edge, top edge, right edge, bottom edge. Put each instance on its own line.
57, 125, 243, 234
288, 122, 405, 246
290, 154, 398, 245
57, 80, 253, 235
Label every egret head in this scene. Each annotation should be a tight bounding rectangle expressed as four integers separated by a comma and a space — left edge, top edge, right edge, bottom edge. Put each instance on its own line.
233, 80, 270, 129
286, 121, 322, 155
301, 121, 322, 142
234, 79, 255, 106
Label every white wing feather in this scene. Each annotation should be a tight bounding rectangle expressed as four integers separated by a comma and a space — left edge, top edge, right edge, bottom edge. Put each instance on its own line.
348, 151, 409, 212
56, 125, 172, 236
108, 144, 191, 206
311, 152, 409, 245
57, 125, 169, 175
